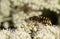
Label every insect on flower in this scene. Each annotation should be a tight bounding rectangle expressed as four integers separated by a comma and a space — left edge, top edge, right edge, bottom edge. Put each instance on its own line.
28, 15, 52, 25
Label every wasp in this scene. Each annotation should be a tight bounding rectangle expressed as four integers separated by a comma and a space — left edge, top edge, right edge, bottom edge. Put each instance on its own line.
28, 15, 52, 25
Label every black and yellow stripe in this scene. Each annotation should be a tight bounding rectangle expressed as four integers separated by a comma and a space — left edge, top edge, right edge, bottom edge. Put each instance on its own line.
28, 15, 52, 25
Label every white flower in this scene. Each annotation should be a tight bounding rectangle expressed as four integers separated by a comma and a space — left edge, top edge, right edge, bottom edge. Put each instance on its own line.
0, 29, 11, 39
10, 29, 31, 39
0, 0, 10, 17
3, 22, 9, 29
34, 24, 60, 39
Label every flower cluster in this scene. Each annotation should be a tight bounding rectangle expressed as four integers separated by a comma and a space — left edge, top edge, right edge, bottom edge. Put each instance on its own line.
0, 0, 60, 39
11, 0, 60, 14
0, 29, 31, 39
33, 24, 60, 39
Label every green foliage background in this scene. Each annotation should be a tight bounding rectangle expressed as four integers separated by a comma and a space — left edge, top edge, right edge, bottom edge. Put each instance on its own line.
58, 0, 60, 5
